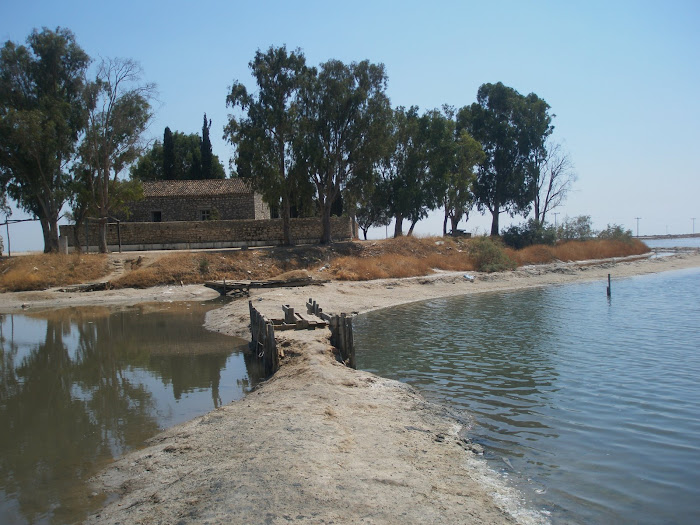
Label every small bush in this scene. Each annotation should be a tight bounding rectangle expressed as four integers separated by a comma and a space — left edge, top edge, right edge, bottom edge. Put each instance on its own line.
502, 219, 557, 249
558, 215, 596, 241
198, 258, 210, 274
598, 224, 634, 242
468, 236, 516, 273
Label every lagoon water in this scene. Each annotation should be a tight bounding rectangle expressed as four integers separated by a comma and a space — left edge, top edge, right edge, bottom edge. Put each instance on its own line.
355, 268, 700, 524
0, 300, 260, 525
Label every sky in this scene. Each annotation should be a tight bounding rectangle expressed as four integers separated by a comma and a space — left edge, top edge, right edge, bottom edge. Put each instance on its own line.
2, 0, 699, 251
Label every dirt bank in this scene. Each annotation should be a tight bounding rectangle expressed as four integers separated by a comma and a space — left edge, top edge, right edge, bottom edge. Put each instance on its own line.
3, 251, 699, 524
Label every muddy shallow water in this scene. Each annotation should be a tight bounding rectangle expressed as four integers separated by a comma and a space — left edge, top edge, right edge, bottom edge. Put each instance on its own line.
0, 299, 259, 525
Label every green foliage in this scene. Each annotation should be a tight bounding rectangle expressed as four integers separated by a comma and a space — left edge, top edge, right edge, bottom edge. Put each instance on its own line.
458, 82, 553, 236
558, 215, 596, 241
381, 106, 451, 236
0, 27, 90, 252
468, 236, 517, 273
355, 178, 391, 239
598, 223, 634, 242
444, 127, 485, 234
198, 257, 209, 274
75, 57, 154, 252
200, 113, 213, 179
297, 58, 392, 243
163, 126, 175, 179
131, 129, 225, 180
225, 45, 310, 245
501, 219, 557, 249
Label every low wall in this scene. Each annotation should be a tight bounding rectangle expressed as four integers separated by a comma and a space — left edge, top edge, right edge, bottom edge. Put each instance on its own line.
59, 217, 353, 252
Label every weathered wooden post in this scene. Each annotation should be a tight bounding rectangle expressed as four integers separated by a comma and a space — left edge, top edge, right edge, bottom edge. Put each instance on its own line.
607, 274, 611, 297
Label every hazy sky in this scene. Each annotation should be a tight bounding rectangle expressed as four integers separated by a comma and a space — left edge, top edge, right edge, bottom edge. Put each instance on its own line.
2, 0, 699, 251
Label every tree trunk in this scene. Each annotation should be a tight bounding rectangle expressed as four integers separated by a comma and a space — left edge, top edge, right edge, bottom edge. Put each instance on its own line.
450, 215, 461, 235
361, 226, 368, 240
490, 210, 500, 236
443, 211, 449, 236
98, 217, 109, 253
393, 215, 404, 237
40, 217, 60, 253
407, 219, 418, 236
281, 194, 292, 245
320, 201, 332, 244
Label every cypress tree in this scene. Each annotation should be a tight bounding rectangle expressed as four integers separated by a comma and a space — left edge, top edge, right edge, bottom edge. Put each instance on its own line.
163, 126, 175, 179
200, 113, 213, 178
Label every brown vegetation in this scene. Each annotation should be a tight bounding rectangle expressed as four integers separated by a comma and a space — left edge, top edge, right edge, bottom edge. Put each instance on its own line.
508, 239, 649, 266
0, 237, 651, 292
0, 254, 109, 292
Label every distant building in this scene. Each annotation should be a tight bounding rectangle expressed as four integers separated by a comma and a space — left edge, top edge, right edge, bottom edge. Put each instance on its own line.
125, 179, 270, 222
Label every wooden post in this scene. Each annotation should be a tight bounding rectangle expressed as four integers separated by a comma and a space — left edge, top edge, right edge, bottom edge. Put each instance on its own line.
116, 220, 122, 253
607, 274, 611, 297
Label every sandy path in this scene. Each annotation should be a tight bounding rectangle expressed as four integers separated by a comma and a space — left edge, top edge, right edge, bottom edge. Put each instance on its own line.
2, 251, 698, 524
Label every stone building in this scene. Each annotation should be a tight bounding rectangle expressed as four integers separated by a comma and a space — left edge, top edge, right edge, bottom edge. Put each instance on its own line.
125, 179, 270, 222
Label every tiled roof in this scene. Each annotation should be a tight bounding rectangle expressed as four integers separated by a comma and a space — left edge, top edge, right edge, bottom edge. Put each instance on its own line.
143, 179, 252, 198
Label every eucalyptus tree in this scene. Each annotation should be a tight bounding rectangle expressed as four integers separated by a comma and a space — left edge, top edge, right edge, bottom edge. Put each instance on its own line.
76, 57, 154, 252
296, 59, 392, 243
224, 45, 310, 245
458, 82, 553, 236
0, 27, 90, 252
443, 129, 485, 235
380, 107, 452, 237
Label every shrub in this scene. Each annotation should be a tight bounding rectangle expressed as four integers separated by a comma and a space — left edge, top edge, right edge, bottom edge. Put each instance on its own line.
468, 236, 516, 273
502, 219, 557, 249
598, 224, 634, 242
558, 215, 596, 241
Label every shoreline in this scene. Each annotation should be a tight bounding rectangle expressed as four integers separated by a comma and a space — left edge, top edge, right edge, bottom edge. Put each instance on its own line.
3, 251, 699, 524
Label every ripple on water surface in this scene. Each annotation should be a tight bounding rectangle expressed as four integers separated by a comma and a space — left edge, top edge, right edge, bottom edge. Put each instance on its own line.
355, 268, 700, 524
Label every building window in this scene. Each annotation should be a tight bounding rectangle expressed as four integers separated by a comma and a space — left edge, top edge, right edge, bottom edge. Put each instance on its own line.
199, 209, 211, 221
151, 211, 162, 222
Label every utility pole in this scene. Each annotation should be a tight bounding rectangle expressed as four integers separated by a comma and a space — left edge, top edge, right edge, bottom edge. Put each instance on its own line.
635, 217, 641, 237
553, 212, 560, 229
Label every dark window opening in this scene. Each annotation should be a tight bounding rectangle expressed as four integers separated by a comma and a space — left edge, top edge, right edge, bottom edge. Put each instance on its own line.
151, 211, 162, 222
199, 209, 211, 221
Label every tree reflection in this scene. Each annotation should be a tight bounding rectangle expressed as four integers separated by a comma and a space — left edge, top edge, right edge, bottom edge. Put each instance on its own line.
0, 303, 256, 524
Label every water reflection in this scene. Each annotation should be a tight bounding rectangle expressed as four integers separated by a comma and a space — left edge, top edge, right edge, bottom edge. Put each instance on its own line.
0, 301, 259, 525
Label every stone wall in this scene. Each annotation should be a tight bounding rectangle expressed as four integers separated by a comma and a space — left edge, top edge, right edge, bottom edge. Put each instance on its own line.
125, 193, 270, 222
59, 217, 353, 252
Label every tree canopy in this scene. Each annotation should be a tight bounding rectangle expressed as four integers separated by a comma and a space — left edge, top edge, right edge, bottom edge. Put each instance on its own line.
0, 27, 90, 252
458, 82, 553, 236
224, 45, 311, 245
131, 125, 226, 181
296, 59, 392, 243
74, 57, 154, 252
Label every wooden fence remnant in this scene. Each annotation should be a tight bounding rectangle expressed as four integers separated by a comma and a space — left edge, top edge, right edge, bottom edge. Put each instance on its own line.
307, 297, 355, 368
249, 301, 279, 376
247, 298, 355, 377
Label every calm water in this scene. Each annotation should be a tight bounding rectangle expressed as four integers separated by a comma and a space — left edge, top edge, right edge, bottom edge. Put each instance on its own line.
644, 237, 700, 249
355, 268, 700, 524
0, 300, 261, 525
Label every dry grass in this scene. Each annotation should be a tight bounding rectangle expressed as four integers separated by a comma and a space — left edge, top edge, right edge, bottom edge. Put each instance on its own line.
508, 239, 649, 266
328, 236, 477, 280
0, 237, 651, 291
0, 253, 109, 292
